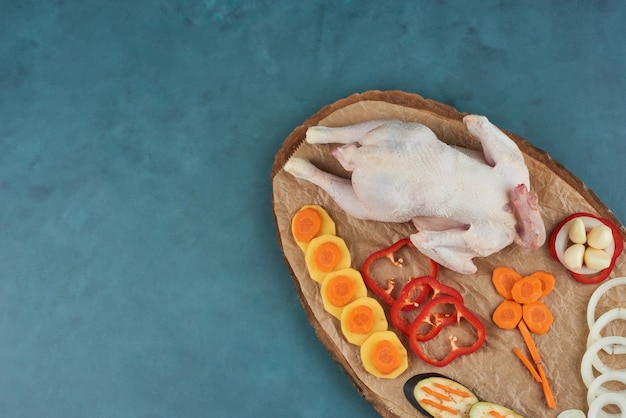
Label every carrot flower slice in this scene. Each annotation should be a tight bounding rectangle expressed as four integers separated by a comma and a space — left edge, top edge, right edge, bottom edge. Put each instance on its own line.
492, 300, 523, 330
492, 267, 522, 300
511, 276, 543, 304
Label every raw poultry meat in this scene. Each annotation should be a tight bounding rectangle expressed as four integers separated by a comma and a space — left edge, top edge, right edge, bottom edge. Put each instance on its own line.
284, 115, 546, 274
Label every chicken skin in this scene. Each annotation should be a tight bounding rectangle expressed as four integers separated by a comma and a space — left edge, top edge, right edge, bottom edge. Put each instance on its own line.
284, 115, 546, 274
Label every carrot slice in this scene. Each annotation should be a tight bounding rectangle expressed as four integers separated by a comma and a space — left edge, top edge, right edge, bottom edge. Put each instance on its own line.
325, 274, 357, 307
313, 241, 342, 272
292, 207, 322, 243
371, 339, 402, 375
492, 267, 522, 300
522, 301, 554, 335
527, 271, 556, 298
346, 305, 375, 334
492, 300, 523, 330
489, 412, 506, 418
511, 276, 543, 304
518, 321, 556, 409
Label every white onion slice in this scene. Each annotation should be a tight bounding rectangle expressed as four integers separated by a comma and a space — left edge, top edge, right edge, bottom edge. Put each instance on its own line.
588, 391, 626, 418
581, 336, 626, 388
557, 409, 587, 418
587, 371, 626, 408
587, 277, 626, 331
554, 216, 615, 275
587, 308, 626, 355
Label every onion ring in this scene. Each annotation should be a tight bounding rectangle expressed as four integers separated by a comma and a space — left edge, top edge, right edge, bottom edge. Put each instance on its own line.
581, 336, 626, 388
587, 371, 626, 409
588, 391, 626, 418
557, 409, 586, 418
587, 308, 626, 355
587, 277, 626, 331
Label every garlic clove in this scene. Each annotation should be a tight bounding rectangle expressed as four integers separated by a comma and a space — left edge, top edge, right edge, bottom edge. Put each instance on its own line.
563, 244, 585, 270
586, 225, 614, 250
584, 248, 611, 271
568, 218, 587, 244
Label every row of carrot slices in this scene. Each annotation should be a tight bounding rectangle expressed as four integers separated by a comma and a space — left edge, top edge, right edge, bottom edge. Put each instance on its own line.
291, 205, 409, 379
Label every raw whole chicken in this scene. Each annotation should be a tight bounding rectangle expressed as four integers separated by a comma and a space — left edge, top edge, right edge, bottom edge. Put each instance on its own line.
284, 115, 546, 274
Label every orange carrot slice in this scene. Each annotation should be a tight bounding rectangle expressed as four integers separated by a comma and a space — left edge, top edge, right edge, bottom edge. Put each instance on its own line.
522, 301, 554, 335
325, 274, 357, 307
313, 241, 342, 272
346, 304, 375, 334
511, 275, 543, 304
292, 207, 322, 243
492, 267, 522, 300
492, 300, 523, 330
527, 271, 556, 298
371, 339, 402, 375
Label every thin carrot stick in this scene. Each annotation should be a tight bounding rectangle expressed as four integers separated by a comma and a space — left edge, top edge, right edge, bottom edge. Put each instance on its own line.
421, 386, 451, 402
513, 347, 541, 382
420, 399, 457, 414
536, 362, 556, 409
433, 382, 472, 398
518, 321, 556, 409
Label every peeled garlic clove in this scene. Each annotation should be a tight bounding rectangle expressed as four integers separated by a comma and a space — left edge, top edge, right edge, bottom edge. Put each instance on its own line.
568, 218, 587, 244
586, 225, 613, 250
584, 248, 611, 271
563, 244, 585, 270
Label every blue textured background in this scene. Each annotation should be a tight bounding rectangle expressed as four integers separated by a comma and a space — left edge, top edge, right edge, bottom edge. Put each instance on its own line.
1, 1, 625, 417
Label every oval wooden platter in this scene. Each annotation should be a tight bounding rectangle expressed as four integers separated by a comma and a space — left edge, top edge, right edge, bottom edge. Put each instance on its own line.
271, 90, 626, 417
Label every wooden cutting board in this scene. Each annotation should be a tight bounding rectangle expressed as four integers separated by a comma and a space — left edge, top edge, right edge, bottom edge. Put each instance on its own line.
271, 90, 626, 417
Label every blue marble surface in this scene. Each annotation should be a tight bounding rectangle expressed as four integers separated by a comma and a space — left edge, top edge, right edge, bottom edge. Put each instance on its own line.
1, 1, 625, 417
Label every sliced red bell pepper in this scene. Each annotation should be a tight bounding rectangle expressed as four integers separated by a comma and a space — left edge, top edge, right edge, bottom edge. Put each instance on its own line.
390, 276, 464, 336
549, 212, 624, 284
361, 238, 439, 306
408, 295, 486, 367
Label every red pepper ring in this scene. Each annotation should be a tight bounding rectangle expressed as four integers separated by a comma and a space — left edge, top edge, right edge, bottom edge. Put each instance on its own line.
361, 238, 439, 307
549, 212, 624, 285
409, 296, 486, 367
391, 276, 465, 336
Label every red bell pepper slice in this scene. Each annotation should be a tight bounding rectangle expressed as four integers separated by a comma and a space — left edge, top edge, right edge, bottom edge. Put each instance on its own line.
408, 296, 486, 367
390, 276, 464, 336
549, 212, 624, 284
361, 238, 439, 306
